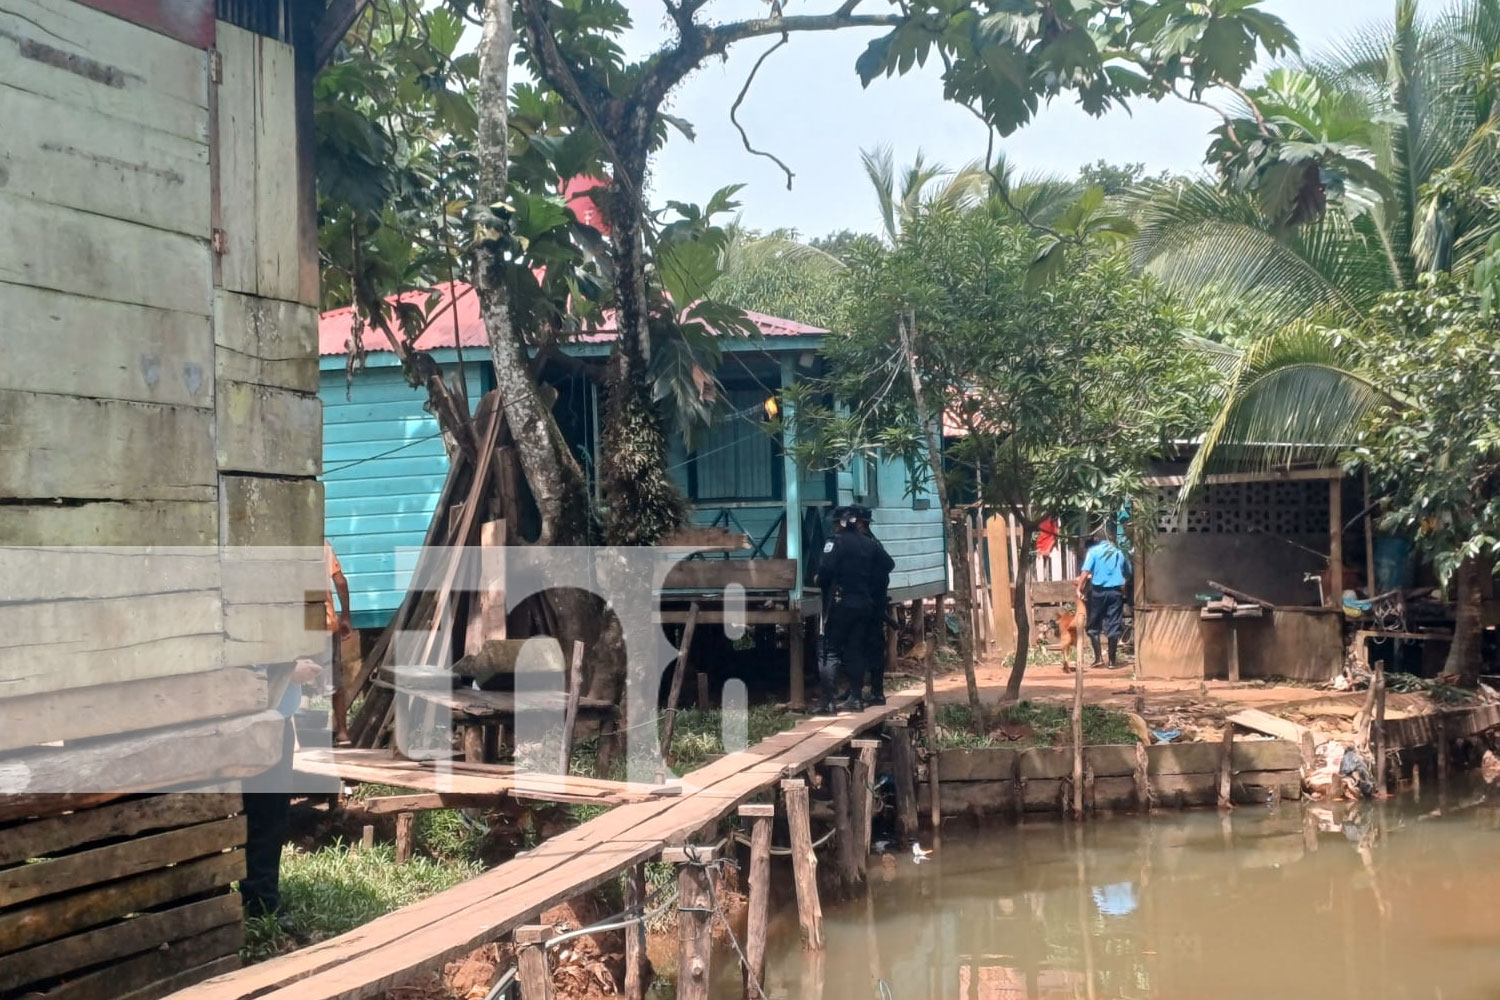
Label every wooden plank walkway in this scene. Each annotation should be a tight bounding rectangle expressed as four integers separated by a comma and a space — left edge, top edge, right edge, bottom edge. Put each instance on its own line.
174, 695, 920, 1000
293, 748, 678, 807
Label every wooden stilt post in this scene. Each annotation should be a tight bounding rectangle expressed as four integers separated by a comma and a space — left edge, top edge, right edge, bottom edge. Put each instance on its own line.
394, 812, 414, 864
515, 925, 554, 1000
1218, 725, 1234, 810
934, 593, 947, 650
624, 862, 648, 1000
697, 671, 711, 711
1071, 644, 1085, 821
781, 779, 824, 950
790, 616, 807, 711
851, 738, 880, 871
463, 724, 486, 764
560, 639, 585, 773
1133, 741, 1152, 813
828, 757, 860, 894
912, 598, 926, 651
1372, 660, 1388, 796
1437, 716, 1450, 783
739, 804, 774, 1000
887, 720, 919, 843
360, 824, 374, 851
664, 845, 717, 1000
661, 603, 701, 766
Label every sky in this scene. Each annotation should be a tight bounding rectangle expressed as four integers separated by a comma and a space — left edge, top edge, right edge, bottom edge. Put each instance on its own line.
607, 0, 1390, 236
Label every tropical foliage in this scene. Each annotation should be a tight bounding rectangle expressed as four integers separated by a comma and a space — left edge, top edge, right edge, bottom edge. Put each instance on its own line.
800, 206, 1216, 701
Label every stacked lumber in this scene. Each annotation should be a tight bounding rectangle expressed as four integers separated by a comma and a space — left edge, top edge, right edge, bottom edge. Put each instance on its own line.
345, 392, 549, 752
0, 794, 246, 1000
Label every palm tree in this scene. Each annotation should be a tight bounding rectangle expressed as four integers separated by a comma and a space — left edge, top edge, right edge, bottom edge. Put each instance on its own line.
1134, 0, 1500, 684
859, 145, 989, 242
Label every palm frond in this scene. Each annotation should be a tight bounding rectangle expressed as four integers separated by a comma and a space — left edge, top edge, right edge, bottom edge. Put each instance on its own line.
1184, 322, 1396, 487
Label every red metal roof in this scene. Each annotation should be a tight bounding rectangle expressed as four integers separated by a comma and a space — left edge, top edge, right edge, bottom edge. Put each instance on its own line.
319, 281, 827, 356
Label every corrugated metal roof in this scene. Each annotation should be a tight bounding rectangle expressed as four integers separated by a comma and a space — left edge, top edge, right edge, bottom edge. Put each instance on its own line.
319, 281, 828, 356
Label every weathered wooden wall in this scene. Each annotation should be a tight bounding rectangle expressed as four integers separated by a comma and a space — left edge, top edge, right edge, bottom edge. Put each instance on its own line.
0, 0, 320, 746
1136, 608, 1343, 682
924, 741, 1304, 817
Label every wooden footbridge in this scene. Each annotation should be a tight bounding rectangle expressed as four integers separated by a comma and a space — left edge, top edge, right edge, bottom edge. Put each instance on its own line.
172, 695, 922, 1000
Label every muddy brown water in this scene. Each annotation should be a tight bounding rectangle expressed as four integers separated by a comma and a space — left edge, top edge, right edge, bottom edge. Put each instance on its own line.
728, 777, 1500, 1000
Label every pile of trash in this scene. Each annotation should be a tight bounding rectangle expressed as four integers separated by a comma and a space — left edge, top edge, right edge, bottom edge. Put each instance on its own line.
1304, 740, 1377, 799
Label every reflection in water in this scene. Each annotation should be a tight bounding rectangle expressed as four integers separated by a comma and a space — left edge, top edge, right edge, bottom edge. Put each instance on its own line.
734, 777, 1500, 1000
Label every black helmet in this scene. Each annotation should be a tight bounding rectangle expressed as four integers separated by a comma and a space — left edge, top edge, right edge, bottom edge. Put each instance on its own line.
850, 504, 873, 522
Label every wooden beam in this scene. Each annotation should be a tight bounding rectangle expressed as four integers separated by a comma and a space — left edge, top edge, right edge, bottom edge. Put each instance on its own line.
315, 0, 372, 69
1328, 476, 1343, 608
827, 758, 859, 895
0, 794, 238, 869
394, 813, 415, 865
1143, 468, 1343, 487
464, 520, 507, 657
560, 640, 586, 773
624, 863, 647, 1000
359, 793, 504, 816
887, 721, 918, 842
661, 559, 798, 592
661, 603, 700, 765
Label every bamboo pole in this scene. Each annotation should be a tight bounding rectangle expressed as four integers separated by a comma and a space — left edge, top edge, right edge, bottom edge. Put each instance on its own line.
739, 805, 774, 999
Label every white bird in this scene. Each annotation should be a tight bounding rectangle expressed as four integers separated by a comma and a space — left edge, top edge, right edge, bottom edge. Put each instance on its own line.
911, 842, 932, 863
872, 839, 893, 854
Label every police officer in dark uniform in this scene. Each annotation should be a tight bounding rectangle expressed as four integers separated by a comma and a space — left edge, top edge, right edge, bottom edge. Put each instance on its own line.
855, 506, 894, 706
816, 503, 895, 713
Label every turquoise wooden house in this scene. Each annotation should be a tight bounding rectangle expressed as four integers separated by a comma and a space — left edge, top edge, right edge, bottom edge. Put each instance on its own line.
318, 284, 949, 648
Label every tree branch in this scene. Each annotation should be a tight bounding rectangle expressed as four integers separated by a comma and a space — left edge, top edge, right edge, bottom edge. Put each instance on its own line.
730, 37, 796, 190
706, 11, 901, 49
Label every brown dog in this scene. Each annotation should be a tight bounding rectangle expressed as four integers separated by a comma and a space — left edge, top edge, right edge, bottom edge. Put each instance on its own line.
1056, 606, 1082, 671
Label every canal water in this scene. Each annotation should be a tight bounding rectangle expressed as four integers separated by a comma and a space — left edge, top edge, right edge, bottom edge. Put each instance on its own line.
740, 777, 1500, 1000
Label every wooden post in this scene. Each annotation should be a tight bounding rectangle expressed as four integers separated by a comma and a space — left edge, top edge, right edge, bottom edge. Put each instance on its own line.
624, 862, 648, 1000
465, 520, 507, 655
697, 671, 711, 710
462, 724, 486, 764
1071, 641, 1085, 821
515, 925, 553, 1000
789, 615, 806, 710
934, 593, 947, 650
664, 845, 717, 1000
828, 758, 860, 894
851, 739, 879, 871
661, 602, 700, 763
927, 751, 942, 842
1437, 715, 1450, 783
887, 720, 919, 842
986, 515, 1017, 658
1217, 725, 1234, 810
912, 597, 926, 650
1372, 660, 1388, 796
1227, 623, 1241, 683
1328, 477, 1344, 609
560, 639, 585, 773
394, 812, 414, 864
360, 824, 374, 851
922, 658, 940, 836
781, 779, 824, 950
1363, 470, 1378, 594
1133, 741, 1151, 813
739, 805, 774, 1000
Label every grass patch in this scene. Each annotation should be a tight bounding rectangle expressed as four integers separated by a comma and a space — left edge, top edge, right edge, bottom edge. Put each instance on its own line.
663, 705, 798, 772
933, 701, 1139, 750
243, 842, 482, 963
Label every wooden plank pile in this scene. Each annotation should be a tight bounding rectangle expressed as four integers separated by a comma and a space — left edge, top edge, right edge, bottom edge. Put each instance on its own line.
0, 794, 246, 1000
342, 392, 598, 761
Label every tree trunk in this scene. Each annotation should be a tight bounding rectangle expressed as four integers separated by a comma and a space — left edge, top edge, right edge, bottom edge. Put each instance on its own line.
1446, 554, 1487, 687
1004, 521, 1037, 702
471, 0, 588, 548
896, 312, 978, 717
596, 178, 687, 546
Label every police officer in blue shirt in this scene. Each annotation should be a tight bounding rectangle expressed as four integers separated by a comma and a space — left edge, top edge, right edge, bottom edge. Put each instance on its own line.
1077, 527, 1131, 669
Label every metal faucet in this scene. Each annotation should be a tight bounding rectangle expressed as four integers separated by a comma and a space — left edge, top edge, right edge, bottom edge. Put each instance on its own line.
1303, 572, 1324, 606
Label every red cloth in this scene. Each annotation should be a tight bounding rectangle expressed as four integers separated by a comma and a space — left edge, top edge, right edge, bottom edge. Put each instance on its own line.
1036, 517, 1059, 556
